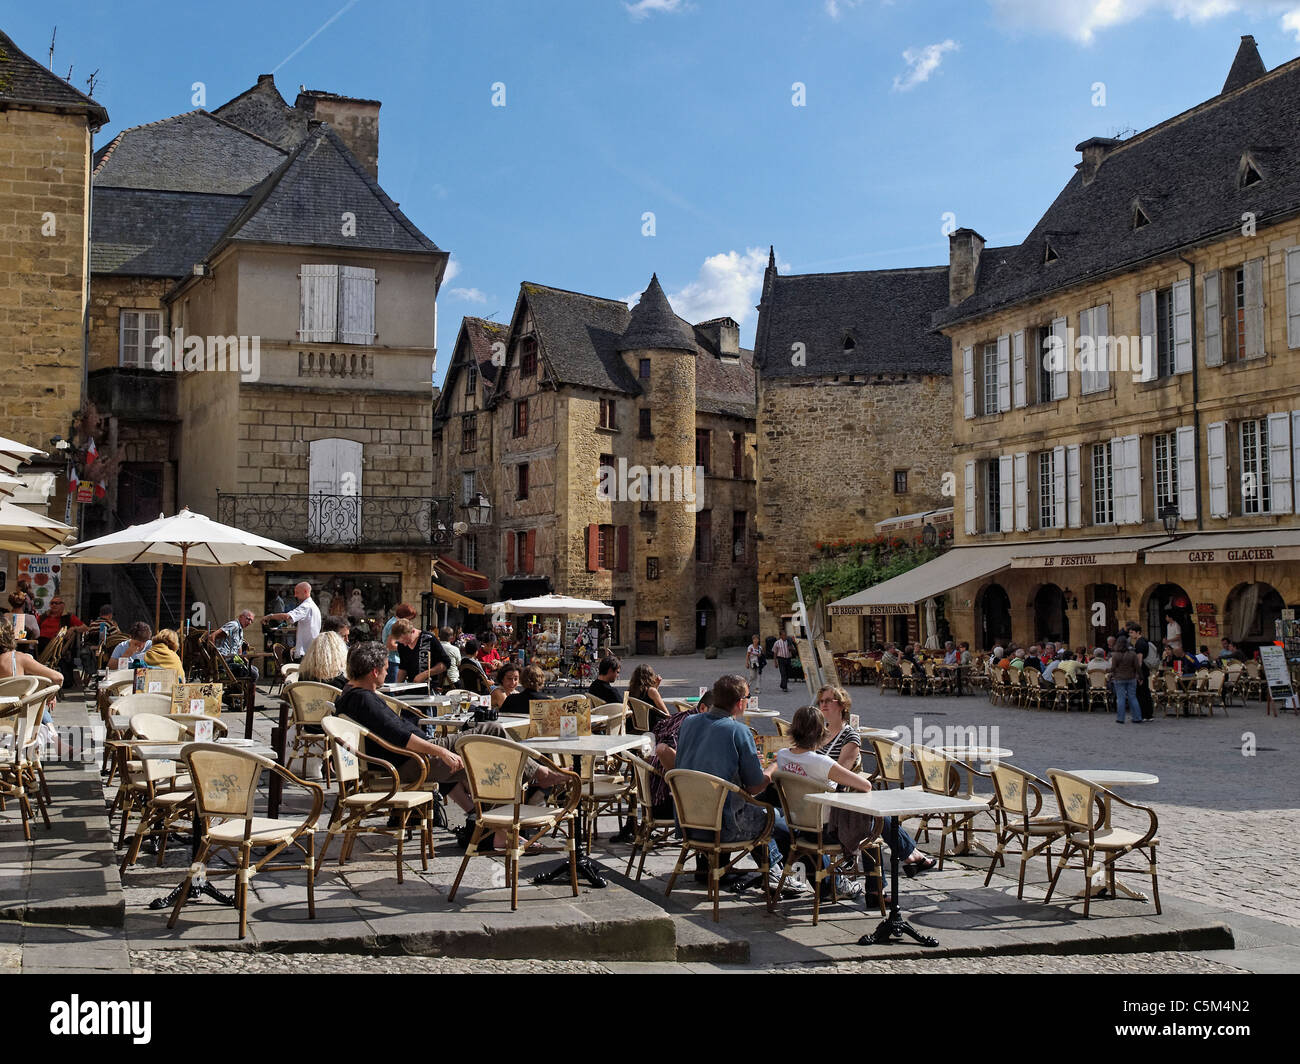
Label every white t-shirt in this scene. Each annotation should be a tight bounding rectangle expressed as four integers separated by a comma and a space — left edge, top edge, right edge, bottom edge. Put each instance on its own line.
287, 596, 322, 659
776, 748, 836, 784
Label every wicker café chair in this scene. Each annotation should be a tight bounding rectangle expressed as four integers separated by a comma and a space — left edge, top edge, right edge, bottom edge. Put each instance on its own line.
0, 687, 55, 840
663, 768, 776, 922
1043, 768, 1161, 918
106, 694, 182, 819
867, 738, 922, 794
1222, 663, 1246, 706
285, 681, 338, 784
911, 744, 993, 867
1086, 670, 1113, 713
448, 733, 580, 911
117, 712, 222, 853
168, 743, 323, 939
626, 696, 660, 734
623, 753, 679, 881
96, 678, 137, 780
1050, 668, 1084, 712
773, 770, 886, 924
1202, 669, 1229, 716
983, 763, 1066, 899
315, 716, 434, 884
1162, 672, 1190, 717
1241, 660, 1267, 702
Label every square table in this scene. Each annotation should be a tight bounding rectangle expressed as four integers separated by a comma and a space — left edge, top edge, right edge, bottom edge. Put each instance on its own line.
807, 789, 991, 947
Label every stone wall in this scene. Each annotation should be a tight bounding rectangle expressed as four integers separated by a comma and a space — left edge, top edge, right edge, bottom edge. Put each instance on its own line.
87, 274, 170, 373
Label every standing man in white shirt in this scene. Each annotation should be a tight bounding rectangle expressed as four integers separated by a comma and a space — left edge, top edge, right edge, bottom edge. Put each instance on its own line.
263, 581, 321, 660
771, 633, 794, 692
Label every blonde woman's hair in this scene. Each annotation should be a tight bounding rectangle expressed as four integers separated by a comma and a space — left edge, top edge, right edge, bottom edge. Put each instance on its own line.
816, 684, 851, 717
301, 631, 349, 682
153, 629, 180, 652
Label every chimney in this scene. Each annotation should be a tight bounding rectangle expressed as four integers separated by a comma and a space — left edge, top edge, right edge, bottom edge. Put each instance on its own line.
695, 318, 740, 357
1223, 34, 1267, 94
1075, 137, 1120, 185
948, 228, 985, 307
295, 90, 380, 179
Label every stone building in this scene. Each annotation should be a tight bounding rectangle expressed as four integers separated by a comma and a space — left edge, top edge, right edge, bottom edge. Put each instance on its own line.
0, 28, 108, 603
752, 249, 953, 650
434, 276, 758, 654
839, 36, 1300, 657
86, 74, 447, 627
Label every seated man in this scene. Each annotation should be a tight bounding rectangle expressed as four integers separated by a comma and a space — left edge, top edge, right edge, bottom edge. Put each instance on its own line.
109, 622, 153, 669
456, 639, 491, 694
388, 619, 450, 687
210, 609, 259, 682
587, 655, 621, 705
674, 674, 790, 893
437, 626, 461, 687
321, 615, 351, 644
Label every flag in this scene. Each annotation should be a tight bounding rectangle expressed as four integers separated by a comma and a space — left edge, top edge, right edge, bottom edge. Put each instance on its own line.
84, 437, 107, 499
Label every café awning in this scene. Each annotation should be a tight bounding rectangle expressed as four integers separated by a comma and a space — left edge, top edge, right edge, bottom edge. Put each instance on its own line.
1008, 535, 1173, 569
1143, 528, 1300, 565
874, 507, 954, 534
435, 553, 489, 591
827, 545, 1020, 615
429, 582, 486, 614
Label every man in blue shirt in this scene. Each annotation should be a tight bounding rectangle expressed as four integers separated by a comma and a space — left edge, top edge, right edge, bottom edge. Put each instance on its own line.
675, 673, 790, 891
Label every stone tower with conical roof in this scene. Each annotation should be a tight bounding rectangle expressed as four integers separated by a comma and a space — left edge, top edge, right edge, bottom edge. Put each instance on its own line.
617, 275, 699, 654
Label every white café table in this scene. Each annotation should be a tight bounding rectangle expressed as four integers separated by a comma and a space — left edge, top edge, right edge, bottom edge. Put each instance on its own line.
807, 788, 990, 948
521, 733, 649, 889
1065, 769, 1160, 901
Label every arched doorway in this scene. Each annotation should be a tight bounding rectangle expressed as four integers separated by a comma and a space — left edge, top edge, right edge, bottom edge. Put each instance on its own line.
976, 583, 1012, 651
1033, 584, 1069, 644
1144, 582, 1192, 653
695, 596, 715, 650
1088, 582, 1119, 650
1225, 581, 1286, 655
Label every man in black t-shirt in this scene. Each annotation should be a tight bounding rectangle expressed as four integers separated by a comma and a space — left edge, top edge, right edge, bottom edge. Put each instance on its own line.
388, 619, 450, 685
1126, 621, 1154, 721
588, 656, 621, 706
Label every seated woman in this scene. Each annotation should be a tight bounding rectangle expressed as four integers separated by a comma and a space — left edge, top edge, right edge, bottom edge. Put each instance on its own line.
143, 629, 186, 681
815, 684, 936, 877
499, 664, 548, 716
0, 624, 65, 751
299, 630, 348, 689
627, 664, 670, 725
3, 591, 39, 642
490, 662, 522, 711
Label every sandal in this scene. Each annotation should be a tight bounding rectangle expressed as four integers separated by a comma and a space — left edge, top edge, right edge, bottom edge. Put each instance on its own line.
903, 856, 938, 878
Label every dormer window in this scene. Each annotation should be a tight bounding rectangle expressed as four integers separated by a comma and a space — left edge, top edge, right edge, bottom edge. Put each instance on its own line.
520, 336, 538, 376
1133, 204, 1150, 229
842, 333, 856, 352
1239, 155, 1263, 188
1044, 242, 1059, 264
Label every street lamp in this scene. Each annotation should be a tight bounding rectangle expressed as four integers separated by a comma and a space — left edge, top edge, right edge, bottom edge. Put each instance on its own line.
463, 491, 492, 527
1159, 503, 1179, 535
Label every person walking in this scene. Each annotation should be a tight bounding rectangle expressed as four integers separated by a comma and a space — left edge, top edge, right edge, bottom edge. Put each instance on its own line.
744, 635, 766, 695
1110, 635, 1143, 724
771, 633, 794, 692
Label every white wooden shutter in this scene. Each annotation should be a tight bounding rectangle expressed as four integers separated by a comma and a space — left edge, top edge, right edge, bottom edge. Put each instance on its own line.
1287, 248, 1300, 349
1051, 316, 1068, 400
1172, 278, 1192, 374
339, 266, 377, 344
1052, 445, 1066, 529
1293, 412, 1300, 518
1066, 444, 1081, 528
1108, 436, 1124, 524
1013, 452, 1029, 531
300, 265, 339, 342
1012, 331, 1026, 408
996, 335, 1011, 413
1138, 289, 1158, 382
1176, 425, 1196, 522
1207, 421, 1229, 517
1267, 411, 1292, 514
1244, 257, 1265, 359
1204, 271, 1222, 367
1077, 307, 1093, 393
964, 460, 976, 535
998, 455, 1013, 534
962, 346, 974, 420
1122, 434, 1141, 524
1093, 304, 1110, 393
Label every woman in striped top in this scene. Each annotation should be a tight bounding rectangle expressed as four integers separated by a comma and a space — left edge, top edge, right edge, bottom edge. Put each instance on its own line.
816, 685, 937, 877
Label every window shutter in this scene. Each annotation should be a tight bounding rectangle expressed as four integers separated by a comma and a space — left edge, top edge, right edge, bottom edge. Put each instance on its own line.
1109, 436, 1124, 524
1267, 411, 1292, 514
339, 266, 377, 344
998, 455, 1013, 534
1172, 278, 1192, 374
1287, 248, 1300, 349
964, 460, 976, 535
1078, 308, 1093, 393
1052, 445, 1066, 529
586, 524, 599, 572
1207, 421, 1229, 517
1244, 257, 1265, 359
1013, 452, 1029, 531
524, 529, 536, 573
1051, 317, 1069, 400
1066, 444, 1081, 528
1293, 412, 1300, 518
1093, 304, 1110, 393
1123, 434, 1141, 524
1204, 271, 1222, 366
506, 532, 517, 574
1138, 289, 1158, 382
300, 265, 339, 342
996, 335, 1011, 413
1176, 425, 1196, 522
616, 525, 629, 572
1011, 331, 1026, 408
962, 346, 974, 420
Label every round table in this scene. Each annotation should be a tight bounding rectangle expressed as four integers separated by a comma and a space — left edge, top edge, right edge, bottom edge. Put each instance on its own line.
742, 708, 780, 719
938, 745, 1012, 762
859, 726, 901, 741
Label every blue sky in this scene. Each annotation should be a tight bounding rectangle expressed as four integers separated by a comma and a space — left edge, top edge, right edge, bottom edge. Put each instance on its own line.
8, 0, 1300, 379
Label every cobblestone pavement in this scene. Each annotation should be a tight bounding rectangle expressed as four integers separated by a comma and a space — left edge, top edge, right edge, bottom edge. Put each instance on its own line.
129, 949, 1246, 975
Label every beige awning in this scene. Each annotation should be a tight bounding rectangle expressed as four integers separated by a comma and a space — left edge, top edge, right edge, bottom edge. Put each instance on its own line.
873, 507, 954, 533
827, 545, 1020, 615
1144, 528, 1300, 565
1008, 535, 1174, 569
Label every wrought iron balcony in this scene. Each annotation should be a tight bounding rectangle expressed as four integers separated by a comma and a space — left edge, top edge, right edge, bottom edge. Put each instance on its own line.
217, 492, 476, 550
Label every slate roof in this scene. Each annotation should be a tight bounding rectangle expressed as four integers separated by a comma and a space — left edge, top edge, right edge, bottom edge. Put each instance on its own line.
755, 264, 952, 379
91, 189, 248, 277
213, 75, 308, 150
214, 124, 441, 254
515, 283, 639, 394
93, 111, 286, 194
434, 317, 506, 424
934, 44, 1300, 328
0, 28, 108, 128
616, 274, 698, 353
696, 346, 756, 418
1223, 35, 1266, 94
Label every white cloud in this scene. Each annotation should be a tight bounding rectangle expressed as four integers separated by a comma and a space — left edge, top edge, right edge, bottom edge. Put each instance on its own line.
892, 39, 959, 91
825, 0, 867, 18
989, 0, 1284, 44
444, 256, 461, 283
624, 248, 780, 329
450, 287, 487, 304
625, 0, 685, 20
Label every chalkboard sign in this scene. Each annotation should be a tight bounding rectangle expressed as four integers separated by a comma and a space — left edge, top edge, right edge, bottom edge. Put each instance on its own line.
1259, 645, 1297, 709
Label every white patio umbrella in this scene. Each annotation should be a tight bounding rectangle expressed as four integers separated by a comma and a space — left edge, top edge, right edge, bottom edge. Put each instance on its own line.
488, 593, 614, 616
0, 472, 25, 500
60, 507, 301, 630
923, 597, 940, 650
0, 499, 76, 554
0, 436, 46, 478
